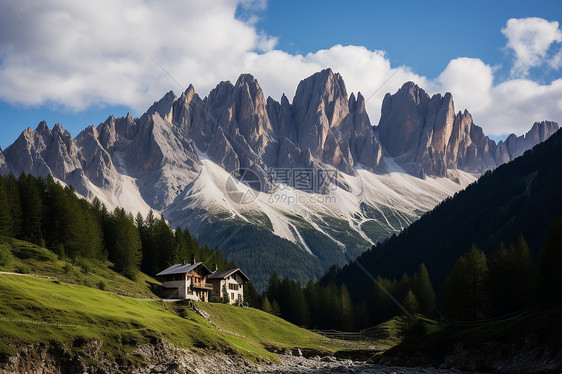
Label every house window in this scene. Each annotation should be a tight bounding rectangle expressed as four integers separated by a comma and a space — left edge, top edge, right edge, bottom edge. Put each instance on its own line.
230, 292, 234, 301
228, 283, 239, 290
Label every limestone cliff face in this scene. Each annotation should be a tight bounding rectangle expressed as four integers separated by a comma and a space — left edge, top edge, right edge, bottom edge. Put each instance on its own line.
2, 70, 558, 289
502, 120, 560, 160
376, 82, 559, 177
4, 121, 89, 194
289, 68, 383, 173
2, 71, 558, 211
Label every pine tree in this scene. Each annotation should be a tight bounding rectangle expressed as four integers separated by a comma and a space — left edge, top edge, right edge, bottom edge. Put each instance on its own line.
367, 276, 398, 324
174, 227, 189, 264
243, 281, 259, 307
412, 263, 436, 315
442, 244, 489, 320
139, 210, 158, 275
539, 218, 562, 306
403, 289, 419, 315
19, 174, 43, 244
0, 179, 13, 236
153, 215, 176, 270
5, 175, 22, 238
488, 236, 536, 315
105, 208, 142, 279
271, 299, 281, 317
305, 280, 323, 328
339, 284, 354, 331
262, 296, 273, 314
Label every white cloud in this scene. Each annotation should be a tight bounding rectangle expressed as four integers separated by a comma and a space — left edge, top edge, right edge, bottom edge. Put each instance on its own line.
436, 58, 494, 113
0, 0, 274, 111
501, 17, 562, 77
0, 5, 560, 138
484, 78, 562, 135
434, 56, 562, 135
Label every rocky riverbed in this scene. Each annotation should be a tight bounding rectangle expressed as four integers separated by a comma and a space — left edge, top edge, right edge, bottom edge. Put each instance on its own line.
0, 339, 482, 374
125, 352, 478, 374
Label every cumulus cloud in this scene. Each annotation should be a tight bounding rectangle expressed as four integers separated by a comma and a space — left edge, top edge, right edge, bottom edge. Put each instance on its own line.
436, 58, 494, 113
0, 3, 560, 138
0, 0, 274, 111
501, 17, 562, 77
434, 56, 562, 135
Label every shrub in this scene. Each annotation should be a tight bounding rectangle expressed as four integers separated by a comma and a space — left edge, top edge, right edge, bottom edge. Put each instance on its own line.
97, 280, 106, 291
80, 263, 90, 275
63, 263, 72, 274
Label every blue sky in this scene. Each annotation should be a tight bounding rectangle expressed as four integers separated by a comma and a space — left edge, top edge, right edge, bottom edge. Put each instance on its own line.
1, 0, 561, 148
255, 0, 561, 81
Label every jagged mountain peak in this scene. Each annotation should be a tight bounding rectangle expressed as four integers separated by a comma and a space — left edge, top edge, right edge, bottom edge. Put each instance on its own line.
395, 81, 429, 105
294, 68, 348, 105
52, 123, 67, 135
1, 68, 559, 289
184, 84, 195, 96
144, 90, 177, 123
235, 73, 260, 89
36, 120, 50, 133
376, 82, 560, 178
527, 120, 559, 141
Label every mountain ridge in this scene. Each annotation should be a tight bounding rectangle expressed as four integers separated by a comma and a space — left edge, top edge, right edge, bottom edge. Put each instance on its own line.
322, 126, 562, 302
1, 68, 558, 288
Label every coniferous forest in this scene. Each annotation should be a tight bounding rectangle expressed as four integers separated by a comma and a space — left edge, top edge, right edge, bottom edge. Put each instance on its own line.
1, 125, 561, 335
255, 224, 562, 332
0, 173, 234, 280
255, 129, 562, 331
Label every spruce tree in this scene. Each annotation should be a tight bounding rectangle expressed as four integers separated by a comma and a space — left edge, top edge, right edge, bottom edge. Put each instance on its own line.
19, 174, 43, 244
339, 284, 354, 331
5, 175, 22, 238
271, 299, 281, 317
0, 179, 13, 236
262, 296, 273, 314
243, 281, 259, 307
403, 289, 419, 315
488, 236, 536, 315
442, 244, 489, 320
153, 215, 176, 270
412, 263, 436, 315
105, 208, 142, 279
139, 210, 158, 275
539, 218, 562, 306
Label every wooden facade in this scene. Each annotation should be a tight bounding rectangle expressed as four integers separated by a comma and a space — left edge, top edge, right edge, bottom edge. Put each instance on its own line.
156, 263, 250, 303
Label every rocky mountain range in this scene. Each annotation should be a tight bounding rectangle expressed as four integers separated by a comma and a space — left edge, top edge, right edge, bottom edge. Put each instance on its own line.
0, 68, 558, 288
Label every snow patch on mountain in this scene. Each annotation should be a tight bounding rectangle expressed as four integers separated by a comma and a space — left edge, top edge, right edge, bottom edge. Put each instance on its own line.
165, 155, 477, 252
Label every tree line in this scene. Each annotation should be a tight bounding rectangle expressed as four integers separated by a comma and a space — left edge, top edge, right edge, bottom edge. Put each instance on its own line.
0, 173, 234, 279
252, 263, 435, 330
442, 222, 562, 321
253, 217, 562, 330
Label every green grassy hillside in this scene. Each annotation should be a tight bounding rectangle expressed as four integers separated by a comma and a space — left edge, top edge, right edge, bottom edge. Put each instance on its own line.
0, 236, 157, 298
0, 237, 346, 364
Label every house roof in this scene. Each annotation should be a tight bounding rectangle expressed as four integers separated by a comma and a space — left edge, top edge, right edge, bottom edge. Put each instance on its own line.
155, 262, 211, 276
207, 268, 250, 283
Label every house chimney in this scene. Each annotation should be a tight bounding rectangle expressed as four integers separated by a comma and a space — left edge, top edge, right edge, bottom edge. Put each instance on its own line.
212, 264, 218, 272
190, 254, 195, 264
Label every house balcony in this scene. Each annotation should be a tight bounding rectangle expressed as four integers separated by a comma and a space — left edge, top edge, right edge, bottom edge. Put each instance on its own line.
191, 281, 213, 290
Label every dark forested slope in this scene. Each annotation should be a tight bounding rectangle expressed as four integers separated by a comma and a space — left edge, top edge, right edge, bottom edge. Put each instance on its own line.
324, 128, 562, 301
